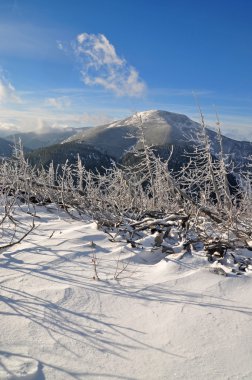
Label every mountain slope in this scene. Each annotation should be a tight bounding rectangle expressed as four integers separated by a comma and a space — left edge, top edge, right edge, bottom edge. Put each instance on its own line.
0, 136, 15, 158
64, 110, 252, 163
7, 127, 91, 150
27, 110, 251, 171
26, 141, 113, 172
63, 110, 201, 159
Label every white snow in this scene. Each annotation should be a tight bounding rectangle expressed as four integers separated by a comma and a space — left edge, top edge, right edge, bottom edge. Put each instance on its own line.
1, 205, 252, 379
105, 110, 171, 129
0, 354, 39, 380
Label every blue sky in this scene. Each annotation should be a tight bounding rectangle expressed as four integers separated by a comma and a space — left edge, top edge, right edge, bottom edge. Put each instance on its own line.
0, 0, 251, 140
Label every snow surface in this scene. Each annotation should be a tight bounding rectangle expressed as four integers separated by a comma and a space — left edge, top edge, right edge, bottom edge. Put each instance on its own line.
1, 205, 252, 379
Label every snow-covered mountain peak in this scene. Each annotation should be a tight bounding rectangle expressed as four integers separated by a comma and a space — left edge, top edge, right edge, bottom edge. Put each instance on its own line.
60, 109, 252, 162
104, 110, 161, 129
61, 109, 202, 158
106, 109, 193, 129
135, 109, 180, 120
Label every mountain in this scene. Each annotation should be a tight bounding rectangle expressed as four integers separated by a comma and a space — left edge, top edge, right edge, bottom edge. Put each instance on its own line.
63, 110, 198, 159
63, 110, 252, 164
0, 137, 16, 158
26, 110, 252, 172
6, 127, 91, 150
26, 141, 113, 172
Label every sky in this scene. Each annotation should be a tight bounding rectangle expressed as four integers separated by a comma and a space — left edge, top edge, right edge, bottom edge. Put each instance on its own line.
0, 0, 252, 141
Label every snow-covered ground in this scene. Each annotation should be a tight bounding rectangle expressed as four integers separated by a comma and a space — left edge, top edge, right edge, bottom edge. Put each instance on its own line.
1, 205, 252, 380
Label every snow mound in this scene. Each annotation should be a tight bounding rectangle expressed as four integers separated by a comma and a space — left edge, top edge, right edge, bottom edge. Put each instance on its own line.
0, 353, 40, 380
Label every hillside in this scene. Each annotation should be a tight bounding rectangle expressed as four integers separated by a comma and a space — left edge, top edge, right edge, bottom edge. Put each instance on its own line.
0, 136, 15, 158
6, 127, 91, 150
63, 110, 200, 159
63, 110, 252, 164
18, 110, 251, 175
26, 141, 113, 171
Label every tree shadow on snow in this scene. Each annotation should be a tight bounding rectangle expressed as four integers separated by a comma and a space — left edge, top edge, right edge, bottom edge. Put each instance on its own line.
1, 230, 252, 378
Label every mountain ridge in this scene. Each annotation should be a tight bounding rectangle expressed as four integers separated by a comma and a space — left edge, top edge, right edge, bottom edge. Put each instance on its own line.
6, 127, 91, 150
62, 110, 252, 163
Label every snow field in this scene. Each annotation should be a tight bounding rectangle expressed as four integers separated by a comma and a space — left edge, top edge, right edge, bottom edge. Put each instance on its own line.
1, 205, 252, 379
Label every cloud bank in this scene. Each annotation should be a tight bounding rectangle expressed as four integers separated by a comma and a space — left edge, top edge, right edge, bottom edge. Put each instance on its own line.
0, 73, 21, 104
69, 33, 146, 97
45, 96, 71, 109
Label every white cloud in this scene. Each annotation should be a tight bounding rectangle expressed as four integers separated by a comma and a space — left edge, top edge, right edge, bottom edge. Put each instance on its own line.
45, 96, 71, 109
0, 104, 114, 137
75, 112, 114, 126
201, 114, 252, 142
35, 119, 73, 134
0, 122, 19, 136
76, 33, 124, 67
0, 118, 74, 137
0, 73, 21, 104
68, 33, 146, 97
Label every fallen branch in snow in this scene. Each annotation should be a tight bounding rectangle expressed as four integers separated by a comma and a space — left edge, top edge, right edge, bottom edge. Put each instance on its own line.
173, 184, 225, 224
113, 249, 131, 280
49, 230, 56, 239
0, 218, 36, 251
